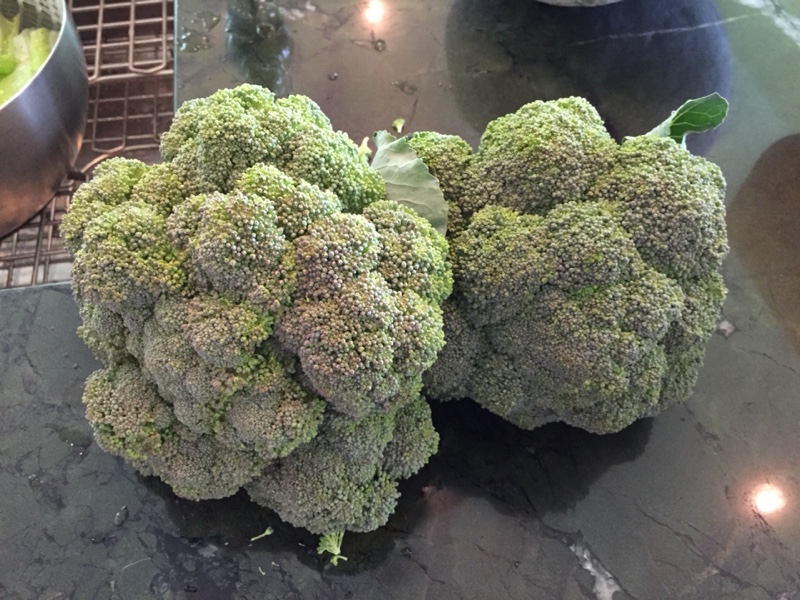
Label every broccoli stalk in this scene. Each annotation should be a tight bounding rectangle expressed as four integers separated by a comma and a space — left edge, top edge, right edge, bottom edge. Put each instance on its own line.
317, 531, 347, 566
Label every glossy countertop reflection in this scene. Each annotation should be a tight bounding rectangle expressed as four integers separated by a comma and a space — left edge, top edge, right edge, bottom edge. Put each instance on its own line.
2, 0, 800, 599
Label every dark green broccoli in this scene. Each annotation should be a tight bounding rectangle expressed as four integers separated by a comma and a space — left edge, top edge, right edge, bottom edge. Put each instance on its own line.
417, 98, 728, 434
65, 86, 451, 538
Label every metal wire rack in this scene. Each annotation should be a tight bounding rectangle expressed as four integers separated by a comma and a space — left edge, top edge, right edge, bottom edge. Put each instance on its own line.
0, 0, 174, 288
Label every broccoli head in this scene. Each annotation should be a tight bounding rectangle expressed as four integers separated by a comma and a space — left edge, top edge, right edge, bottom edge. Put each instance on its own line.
418, 98, 728, 433
68, 84, 728, 540
66, 86, 451, 536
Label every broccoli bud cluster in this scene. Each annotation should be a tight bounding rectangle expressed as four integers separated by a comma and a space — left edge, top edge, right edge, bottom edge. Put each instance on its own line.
413, 97, 728, 434
63, 85, 450, 535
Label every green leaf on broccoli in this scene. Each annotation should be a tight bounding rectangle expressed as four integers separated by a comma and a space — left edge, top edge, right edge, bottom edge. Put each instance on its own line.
648, 92, 729, 146
318, 531, 347, 566
371, 130, 449, 235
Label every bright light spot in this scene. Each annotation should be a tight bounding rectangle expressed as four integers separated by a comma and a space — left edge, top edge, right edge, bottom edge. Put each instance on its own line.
364, 0, 385, 24
754, 484, 786, 514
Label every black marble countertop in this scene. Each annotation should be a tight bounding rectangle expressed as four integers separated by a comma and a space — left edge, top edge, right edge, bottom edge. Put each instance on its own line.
3, 0, 800, 598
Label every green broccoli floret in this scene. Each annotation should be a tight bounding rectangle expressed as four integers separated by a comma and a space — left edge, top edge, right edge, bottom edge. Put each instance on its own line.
143, 422, 268, 500
130, 162, 189, 217
382, 394, 439, 479
406, 132, 474, 234
76, 303, 128, 365
245, 394, 438, 535
84, 365, 263, 500
276, 203, 449, 418
162, 86, 287, 192
588, 135, 729, 282
161, 84, 386, 207
235, 163, 342, 240
417, 97, 728, 434
218, 354, 326, 458
66, 84, 451, 537
83, 361, 174, 460
364, 201, 453, 304
426, 202, 686, 433
85, 358, 267, 500
281, 126, 386, 213
70, 201, 186, 312
290, 212, 382, 300
182, 294, 273, 369
461, 97, 617, 219
61, 158, 149, 254
170, 189, 295, 308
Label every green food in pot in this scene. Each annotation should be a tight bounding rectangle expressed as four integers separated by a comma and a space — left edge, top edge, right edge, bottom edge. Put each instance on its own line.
0, 14, 56, 105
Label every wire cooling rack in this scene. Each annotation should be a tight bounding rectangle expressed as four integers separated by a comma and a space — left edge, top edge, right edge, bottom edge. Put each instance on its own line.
0, 0, 174, 288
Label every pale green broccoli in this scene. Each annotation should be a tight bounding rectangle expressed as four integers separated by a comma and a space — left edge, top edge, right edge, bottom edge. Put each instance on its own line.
317, 531, 347, 565
65, 86, 450, 536
415, 97, 729, 434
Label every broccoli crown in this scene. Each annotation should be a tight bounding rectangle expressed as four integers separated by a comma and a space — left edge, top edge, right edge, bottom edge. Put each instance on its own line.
418, 98, 728, 433
66, 87, 451, 535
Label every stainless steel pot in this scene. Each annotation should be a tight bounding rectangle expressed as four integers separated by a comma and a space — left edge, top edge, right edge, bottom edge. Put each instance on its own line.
0, 0, 88, 238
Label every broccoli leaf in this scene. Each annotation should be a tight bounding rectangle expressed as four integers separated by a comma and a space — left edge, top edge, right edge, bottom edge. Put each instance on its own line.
371, 130, 448, 235
648, 93, 729, 147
